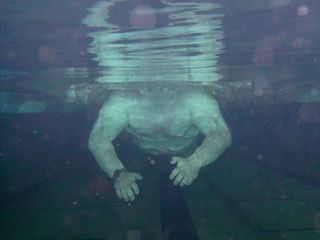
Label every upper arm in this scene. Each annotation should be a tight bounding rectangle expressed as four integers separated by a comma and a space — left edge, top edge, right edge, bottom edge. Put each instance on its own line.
187, 92, 230, 136
89, 94, 129, 148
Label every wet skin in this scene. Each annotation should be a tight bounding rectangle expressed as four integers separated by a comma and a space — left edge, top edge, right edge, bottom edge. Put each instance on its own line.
88, 89, 231, 202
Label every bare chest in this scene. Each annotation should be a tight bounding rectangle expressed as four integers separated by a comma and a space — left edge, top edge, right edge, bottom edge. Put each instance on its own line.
127, 104, 196, 138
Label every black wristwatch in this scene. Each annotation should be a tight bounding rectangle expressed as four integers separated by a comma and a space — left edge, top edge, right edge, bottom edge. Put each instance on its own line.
112, 168, 128, 181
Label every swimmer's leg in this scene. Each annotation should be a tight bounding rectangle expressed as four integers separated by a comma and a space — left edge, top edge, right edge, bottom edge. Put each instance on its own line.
157, 155, 199, 240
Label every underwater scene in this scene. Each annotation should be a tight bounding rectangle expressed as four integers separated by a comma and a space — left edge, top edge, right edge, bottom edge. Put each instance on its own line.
1, 0, 320, 239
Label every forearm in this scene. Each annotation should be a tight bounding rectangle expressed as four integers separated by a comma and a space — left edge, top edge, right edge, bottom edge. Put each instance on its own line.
191, 131, 232, 168
89, 142, 124, 178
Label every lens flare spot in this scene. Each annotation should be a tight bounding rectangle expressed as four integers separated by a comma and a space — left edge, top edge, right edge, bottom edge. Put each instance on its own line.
270, 0, 290, 8
38, 46, 56, 64
130, 4, 157, 29
297, 5, 310, 16
254, 76, 272, 96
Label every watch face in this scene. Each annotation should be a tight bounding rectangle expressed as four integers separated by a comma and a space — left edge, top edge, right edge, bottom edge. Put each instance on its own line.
113, 168, 127, 179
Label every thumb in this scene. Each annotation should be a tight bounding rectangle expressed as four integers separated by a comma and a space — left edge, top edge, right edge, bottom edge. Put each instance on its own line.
135, 173, 143, 180
170, 157, 179, 164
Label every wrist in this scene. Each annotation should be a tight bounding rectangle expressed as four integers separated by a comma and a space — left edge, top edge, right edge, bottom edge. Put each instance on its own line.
189, 152, 203, 169
112, 168, 128, 181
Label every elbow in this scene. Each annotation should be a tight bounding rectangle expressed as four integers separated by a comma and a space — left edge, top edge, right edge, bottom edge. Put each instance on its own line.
226, 133, 232, 147
222, 130, 232, 147
88, 138, 95, 152
88, 136, 112, 153
88, 131, 105, 152
88, 132, 95, 150
88, 136, 102, 152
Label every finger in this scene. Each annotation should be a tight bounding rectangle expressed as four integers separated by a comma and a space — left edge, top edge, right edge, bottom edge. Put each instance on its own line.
131, 183, 140, 195
116, 189, 122, 199
135, 174, 143, 180
179, 181, 186, 187
184, 178, 192, 186
186, 179, 193, 185
173, 173, 184, 186
127, 188, 135, 202
169, 168, 179, 180
170, 157, 179, 164
120, 189, 125, 200
122, 190, 130, 202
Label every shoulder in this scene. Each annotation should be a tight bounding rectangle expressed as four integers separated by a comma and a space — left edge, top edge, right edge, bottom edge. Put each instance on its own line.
182, 89, 219, 112
107, 91, 132, 104
99, 91, 135, 117
182, 90, 229, 135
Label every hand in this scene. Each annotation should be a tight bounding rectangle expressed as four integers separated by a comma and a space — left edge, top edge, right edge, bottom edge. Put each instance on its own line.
169, 156, 200, 187
113, 171, 143, 202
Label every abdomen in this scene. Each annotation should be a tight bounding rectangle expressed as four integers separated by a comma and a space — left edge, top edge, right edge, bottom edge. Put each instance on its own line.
129, 133, 199, 155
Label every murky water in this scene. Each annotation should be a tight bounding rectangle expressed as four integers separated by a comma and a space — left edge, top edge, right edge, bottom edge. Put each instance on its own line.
1, 1, 320, 240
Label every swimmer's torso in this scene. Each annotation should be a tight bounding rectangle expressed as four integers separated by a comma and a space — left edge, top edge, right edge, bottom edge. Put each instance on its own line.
124, 91, 200, 155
